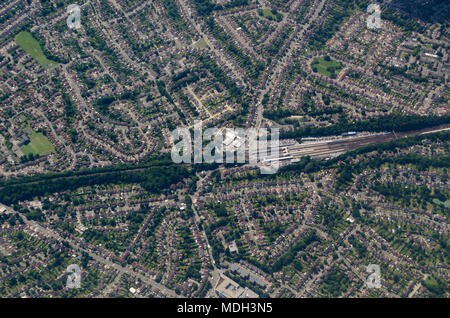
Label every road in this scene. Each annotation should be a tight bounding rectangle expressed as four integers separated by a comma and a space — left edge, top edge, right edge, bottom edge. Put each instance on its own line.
0, 203, 179, 297
254, 0, 329, 129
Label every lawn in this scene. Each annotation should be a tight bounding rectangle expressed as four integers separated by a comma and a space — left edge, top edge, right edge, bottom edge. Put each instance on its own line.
21, 130, 55, 157
14, 31, 58, 69
311, 56, 344, 78
433, 198, 450, 208
258, 8, 283, 22
195, 39, 209, 49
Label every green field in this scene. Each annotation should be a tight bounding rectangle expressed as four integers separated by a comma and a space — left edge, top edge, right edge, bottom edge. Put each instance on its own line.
311, 56, 344, 78
433, 198, 450, 208
14, 31, 58, 69
258, 8, 283, 22
20, 130, 55, 157
195, 39, 209, 49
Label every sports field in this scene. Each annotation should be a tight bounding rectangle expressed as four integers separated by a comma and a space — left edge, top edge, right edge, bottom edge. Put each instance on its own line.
14, 31, 58, 69
20, 130, 55, 157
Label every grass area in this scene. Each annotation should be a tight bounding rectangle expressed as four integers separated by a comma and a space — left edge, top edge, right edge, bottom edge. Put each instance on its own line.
195, 39, 208, 49
311, 56, 344, 78
14, 31, 58, 69
433, 198, 450, 208
258, 8, 283, 22
20, 129, 55, 157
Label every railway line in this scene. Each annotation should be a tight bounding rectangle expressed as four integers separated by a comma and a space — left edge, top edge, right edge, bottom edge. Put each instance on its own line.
256, 123, 450, 166
263, 132, 397, 163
